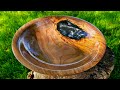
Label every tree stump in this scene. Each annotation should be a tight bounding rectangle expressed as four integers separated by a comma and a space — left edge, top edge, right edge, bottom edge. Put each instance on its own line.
27, 47, 114, 79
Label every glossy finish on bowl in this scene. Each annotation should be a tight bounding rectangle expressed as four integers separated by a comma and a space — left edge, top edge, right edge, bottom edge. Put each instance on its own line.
12, 16, 106, 76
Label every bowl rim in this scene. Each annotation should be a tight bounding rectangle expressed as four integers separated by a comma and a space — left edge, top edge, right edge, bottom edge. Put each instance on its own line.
12, 16, 106, 76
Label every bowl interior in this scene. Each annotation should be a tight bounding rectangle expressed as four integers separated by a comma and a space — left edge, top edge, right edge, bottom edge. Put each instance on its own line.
12, 16, 106, 75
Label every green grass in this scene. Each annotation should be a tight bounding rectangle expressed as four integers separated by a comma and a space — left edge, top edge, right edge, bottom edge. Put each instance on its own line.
0, 11, 120, 79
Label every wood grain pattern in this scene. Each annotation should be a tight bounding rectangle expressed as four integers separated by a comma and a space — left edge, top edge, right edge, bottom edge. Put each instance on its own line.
12, 16, 106, 76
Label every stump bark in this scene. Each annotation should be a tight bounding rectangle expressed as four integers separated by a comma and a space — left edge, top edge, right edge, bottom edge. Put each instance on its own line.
27, 47, 114, 79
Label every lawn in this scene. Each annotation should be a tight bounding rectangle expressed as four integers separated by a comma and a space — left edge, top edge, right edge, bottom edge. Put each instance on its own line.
0, 11, 120, 79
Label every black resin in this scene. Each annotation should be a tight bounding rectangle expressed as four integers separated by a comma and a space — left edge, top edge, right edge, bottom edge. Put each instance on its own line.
57, 20, 87, 40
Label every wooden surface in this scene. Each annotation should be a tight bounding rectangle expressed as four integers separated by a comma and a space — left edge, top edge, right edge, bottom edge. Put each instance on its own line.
12, 16, 106, 76
27, 47, 114, 79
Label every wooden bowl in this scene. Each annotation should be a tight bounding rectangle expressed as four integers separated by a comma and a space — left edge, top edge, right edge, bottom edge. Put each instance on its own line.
12, 16, 106, 76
